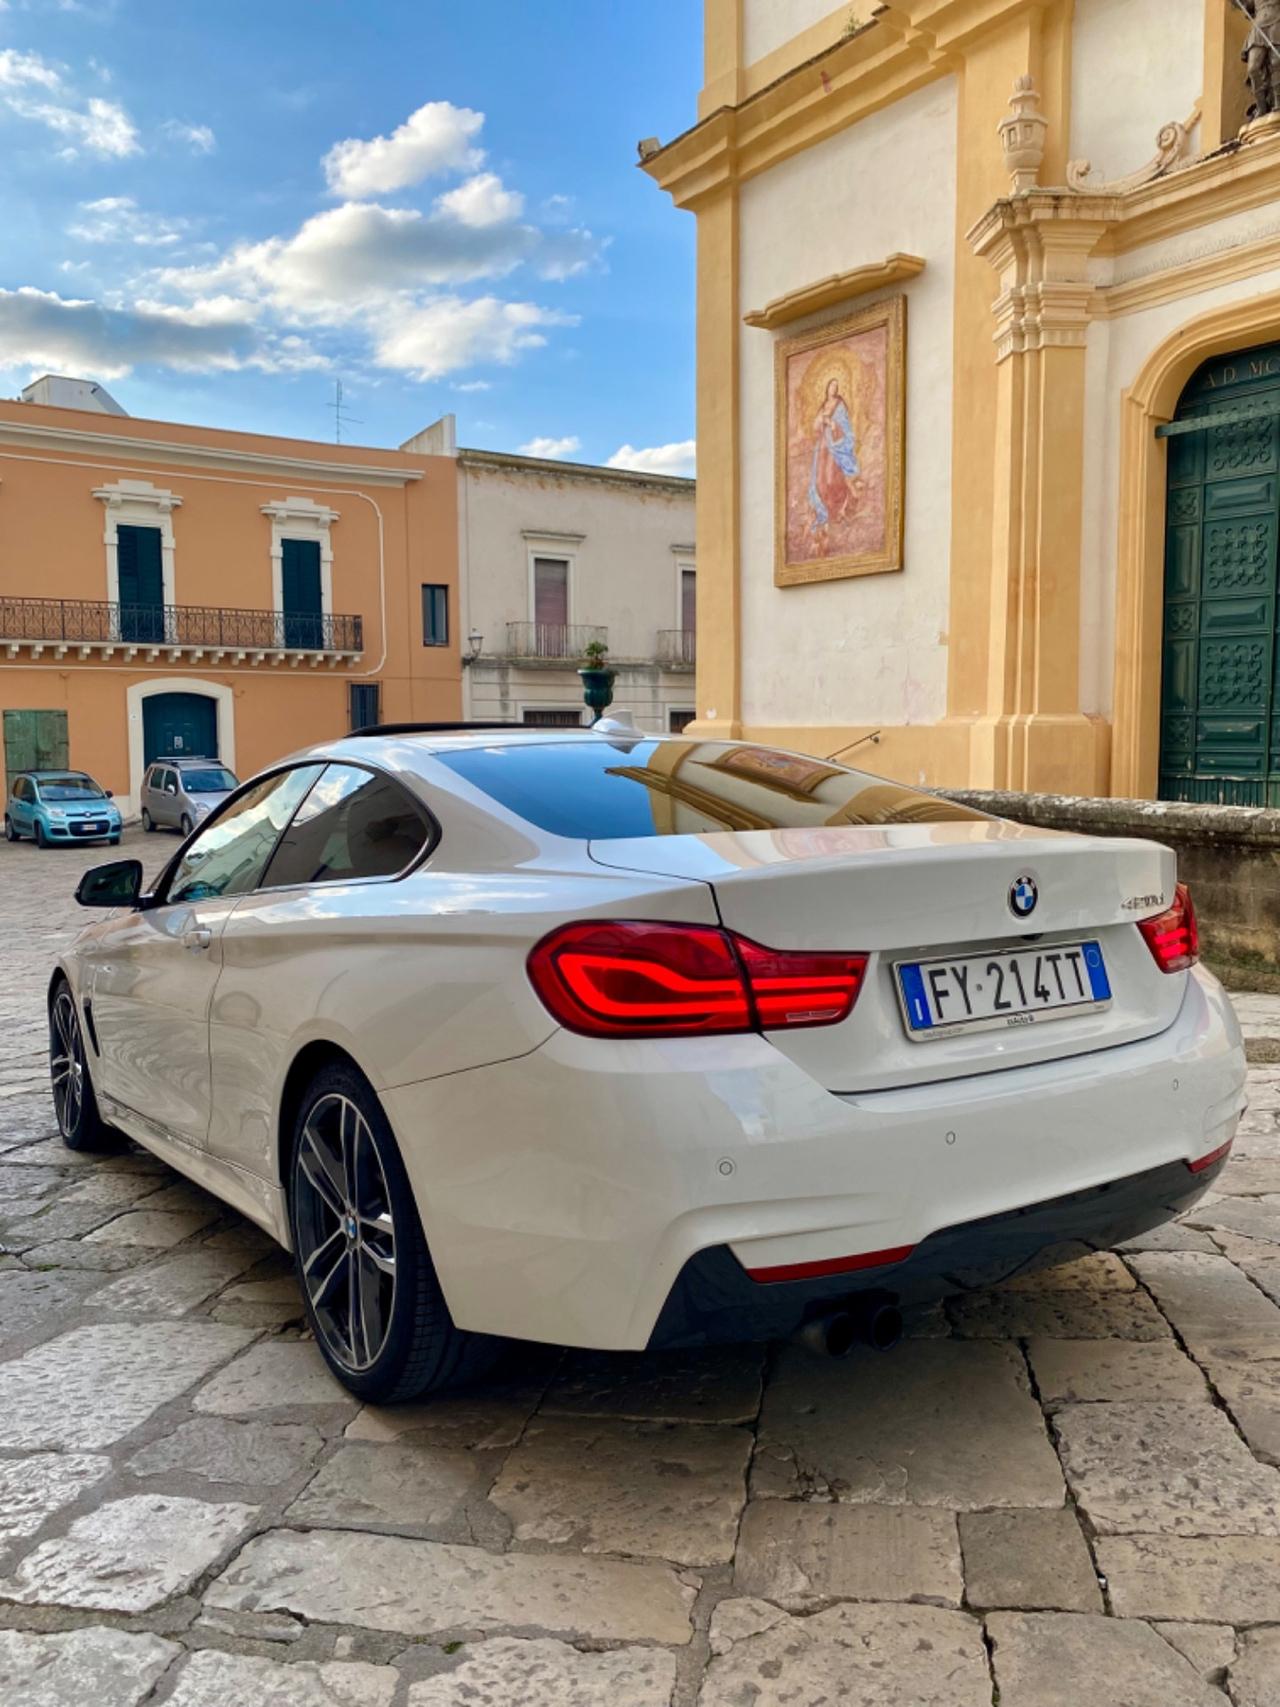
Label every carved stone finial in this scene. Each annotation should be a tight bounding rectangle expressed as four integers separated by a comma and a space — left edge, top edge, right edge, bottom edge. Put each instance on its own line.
999, 74, 1048, 193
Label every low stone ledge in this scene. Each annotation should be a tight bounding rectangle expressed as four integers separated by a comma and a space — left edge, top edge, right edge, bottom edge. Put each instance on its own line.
939, 790, 1280, 987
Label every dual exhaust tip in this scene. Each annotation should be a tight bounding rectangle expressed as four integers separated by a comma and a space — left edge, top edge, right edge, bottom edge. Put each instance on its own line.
794, 1298, 904, 1358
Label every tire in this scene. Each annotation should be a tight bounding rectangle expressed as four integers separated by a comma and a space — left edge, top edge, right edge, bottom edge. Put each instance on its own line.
180, 814, 194, 838
3, 815, 16, 842
108, 836, 121, 847
141, 809, 154, 833
49, 981, 116, 1152
287, 1062, 499, 1403
34, 821, 48, 849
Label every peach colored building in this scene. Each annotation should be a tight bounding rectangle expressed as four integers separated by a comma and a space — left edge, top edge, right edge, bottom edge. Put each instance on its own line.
0, 380, 461, 816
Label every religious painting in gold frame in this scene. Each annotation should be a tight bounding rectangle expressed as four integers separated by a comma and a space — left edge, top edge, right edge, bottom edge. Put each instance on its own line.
774, 295, 906, 587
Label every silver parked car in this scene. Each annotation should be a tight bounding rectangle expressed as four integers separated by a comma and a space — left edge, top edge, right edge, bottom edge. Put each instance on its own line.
140, 757, 239, 837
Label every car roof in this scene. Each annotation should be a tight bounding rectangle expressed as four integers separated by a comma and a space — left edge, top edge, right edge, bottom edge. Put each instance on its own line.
21, 769, 92, 779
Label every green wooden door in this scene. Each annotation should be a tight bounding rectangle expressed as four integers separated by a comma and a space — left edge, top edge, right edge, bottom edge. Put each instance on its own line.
1161, 344, 1280, 806
142, 693, 218, 764
117, 525, 165, 643
4, 709, 69, 788
281, 538, 323, 649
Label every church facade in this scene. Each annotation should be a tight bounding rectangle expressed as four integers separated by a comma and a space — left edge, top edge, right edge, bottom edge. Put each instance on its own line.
644, 0, 1280, 805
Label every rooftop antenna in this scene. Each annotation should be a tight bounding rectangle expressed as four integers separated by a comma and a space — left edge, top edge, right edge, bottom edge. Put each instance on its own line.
330, 379, 363, 445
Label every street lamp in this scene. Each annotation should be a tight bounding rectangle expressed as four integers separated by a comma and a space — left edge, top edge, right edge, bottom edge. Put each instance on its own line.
466, 629, 483, 663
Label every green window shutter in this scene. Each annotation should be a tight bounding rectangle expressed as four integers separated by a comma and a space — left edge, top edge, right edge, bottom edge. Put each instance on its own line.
281, 539, 323, 648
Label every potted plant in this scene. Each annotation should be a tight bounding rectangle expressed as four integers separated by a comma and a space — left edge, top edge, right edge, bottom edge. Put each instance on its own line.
578, 639, 615, 722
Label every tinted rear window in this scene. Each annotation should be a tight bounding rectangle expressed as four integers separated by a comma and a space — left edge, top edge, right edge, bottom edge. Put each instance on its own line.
435, 740, 986, 840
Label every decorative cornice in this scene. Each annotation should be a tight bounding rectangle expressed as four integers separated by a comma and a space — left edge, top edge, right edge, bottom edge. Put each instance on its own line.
260, 497, 342, 526
459, 448, 694, 493
1066, 106, 1200, 195
0, 416, 423, 487
743, 254, 926, 329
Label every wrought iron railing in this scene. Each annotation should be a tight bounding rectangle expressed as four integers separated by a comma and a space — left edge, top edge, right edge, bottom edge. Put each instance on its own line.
504, 621, 607, 660
0, 597, 363, 652
656, 629, 696, 665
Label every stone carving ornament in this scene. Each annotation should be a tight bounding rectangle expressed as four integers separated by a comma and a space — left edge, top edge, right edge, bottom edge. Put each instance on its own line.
1066, 111, 1200, 194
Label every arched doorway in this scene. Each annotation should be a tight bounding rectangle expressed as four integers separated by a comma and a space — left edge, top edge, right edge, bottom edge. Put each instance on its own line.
1160, 340, 1280, 806
142, 692, 220, 765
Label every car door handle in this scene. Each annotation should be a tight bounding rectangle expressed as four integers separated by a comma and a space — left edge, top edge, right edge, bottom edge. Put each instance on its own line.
182, 927, 213, 952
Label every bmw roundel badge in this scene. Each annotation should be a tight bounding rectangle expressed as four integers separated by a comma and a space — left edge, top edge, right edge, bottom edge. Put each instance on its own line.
1009, 875, 1038, 919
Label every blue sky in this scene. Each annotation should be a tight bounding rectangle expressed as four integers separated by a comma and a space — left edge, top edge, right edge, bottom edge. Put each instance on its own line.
0, 0, 700, 472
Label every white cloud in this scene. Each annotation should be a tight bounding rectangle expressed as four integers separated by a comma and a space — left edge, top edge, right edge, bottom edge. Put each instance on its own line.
607, 440, 697, 478
69, 196, 189, 248
158, 199, 598, 314
436, 172, 523, 228
0, 49, 60, 90
0, 285, 319, 379
519, 434, 581, 459
323, 100, 484, 197
371, 295, 574, 381
164, 118, 215, 153
0, 51, 139, 156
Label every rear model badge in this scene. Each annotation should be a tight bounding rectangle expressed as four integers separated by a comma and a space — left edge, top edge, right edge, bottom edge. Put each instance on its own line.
1009, 875, 1038, 919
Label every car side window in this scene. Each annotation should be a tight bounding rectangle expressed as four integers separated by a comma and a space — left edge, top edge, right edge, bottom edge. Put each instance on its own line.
163, 766, 325, 905
259, 763, 431, 889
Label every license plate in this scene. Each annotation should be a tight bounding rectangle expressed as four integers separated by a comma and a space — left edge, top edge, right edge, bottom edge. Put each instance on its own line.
76, 822, 105, 835
896, 941, 1111, 1040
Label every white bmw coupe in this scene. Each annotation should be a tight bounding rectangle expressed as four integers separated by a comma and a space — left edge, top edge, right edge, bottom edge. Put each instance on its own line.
51, 722, 1246, 1400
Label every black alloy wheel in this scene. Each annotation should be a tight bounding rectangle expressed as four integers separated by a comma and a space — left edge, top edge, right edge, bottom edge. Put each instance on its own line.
49, 983, 113, 1151
288, 1063, 498, 1402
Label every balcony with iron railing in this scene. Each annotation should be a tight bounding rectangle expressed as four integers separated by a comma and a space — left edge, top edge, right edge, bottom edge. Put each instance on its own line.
504, 621, 607, 660
0, 597, 364, 666
656, 629, 696, 667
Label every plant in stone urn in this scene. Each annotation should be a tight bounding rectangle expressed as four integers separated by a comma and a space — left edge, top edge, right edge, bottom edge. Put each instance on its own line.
578, 639, 615, 723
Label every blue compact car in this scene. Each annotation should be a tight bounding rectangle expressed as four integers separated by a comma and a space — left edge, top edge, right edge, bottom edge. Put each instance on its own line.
5, 771, 123, 848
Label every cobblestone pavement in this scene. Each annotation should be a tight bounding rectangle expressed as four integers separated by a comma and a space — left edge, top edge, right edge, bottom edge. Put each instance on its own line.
3, 831, 1280, 1705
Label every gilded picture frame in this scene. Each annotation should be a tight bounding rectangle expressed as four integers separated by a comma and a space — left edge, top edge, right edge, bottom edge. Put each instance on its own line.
774, 294, 906, 587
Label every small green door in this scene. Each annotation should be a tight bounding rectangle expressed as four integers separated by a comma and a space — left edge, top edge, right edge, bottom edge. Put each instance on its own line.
142, 693, 218, 765
1160, 343, 1280, 806
117, 525, 166, 643
4, 709, 69, 788
281, 538, 323, 649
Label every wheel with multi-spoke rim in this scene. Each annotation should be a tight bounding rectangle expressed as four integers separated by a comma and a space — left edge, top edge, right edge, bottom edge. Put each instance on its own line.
49, 982, 114, 1152
287, 1063, 497, 1402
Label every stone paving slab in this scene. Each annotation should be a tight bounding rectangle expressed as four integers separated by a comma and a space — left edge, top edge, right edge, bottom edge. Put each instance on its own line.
1156, 1622, 1237, 1685
543, 1346, 764, 1423
753, 1341, 1065, 1508
490, 1415, 750, 1564
701, 1598, 991, 1707
0, 1626, 180, 1707
1098, 1534, 1280, 1623
986, 1612, 1224, 1707
1230, 1628, 1280, 1707
734, 1499, 963, 1609
87, 1247, 252, 1316
0, 1321, 256, 1449
958, 1508, 1102, 1613
193, 1340, 359, 1419
1027, 1337, 1207, 1405
127, 1416, 326, 1485
1131, 1251, 1280, 1360
205, 1527, 698, 1642
285, 1439, 483, 1534
0, 1493, 257, 1611
165, 1649, 398, 1706
407, 1638, 678, 1705
0, 1452, 111, 1565
1054, 1399, 1280, 1535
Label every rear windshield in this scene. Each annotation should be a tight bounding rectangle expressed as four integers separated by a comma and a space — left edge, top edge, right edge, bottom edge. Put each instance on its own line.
180, 767, 237, 792
434, 740, 986, 840
36, 775, 103, 801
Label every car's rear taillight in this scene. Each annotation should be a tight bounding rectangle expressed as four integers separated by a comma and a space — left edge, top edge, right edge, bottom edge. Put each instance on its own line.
1138, 882, 1199, 974
527, 921, 867, 1039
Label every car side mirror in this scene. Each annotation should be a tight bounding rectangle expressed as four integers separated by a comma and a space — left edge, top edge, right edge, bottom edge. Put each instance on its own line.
166, 785, 177, 795
76, 859, 143, 909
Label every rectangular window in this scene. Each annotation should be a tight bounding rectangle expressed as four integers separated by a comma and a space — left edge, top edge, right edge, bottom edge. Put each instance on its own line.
680, 567, 697, 635
533, 557, 569, 628
669, 709, 696, 734
522, 708, 584, 728
421, 584, 449, 647
348, 683, 381, 731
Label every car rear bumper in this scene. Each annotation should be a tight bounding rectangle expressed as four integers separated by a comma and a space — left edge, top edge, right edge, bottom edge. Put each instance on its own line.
646, 1152, 1225, 1348
383, 965, 1246, 1351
